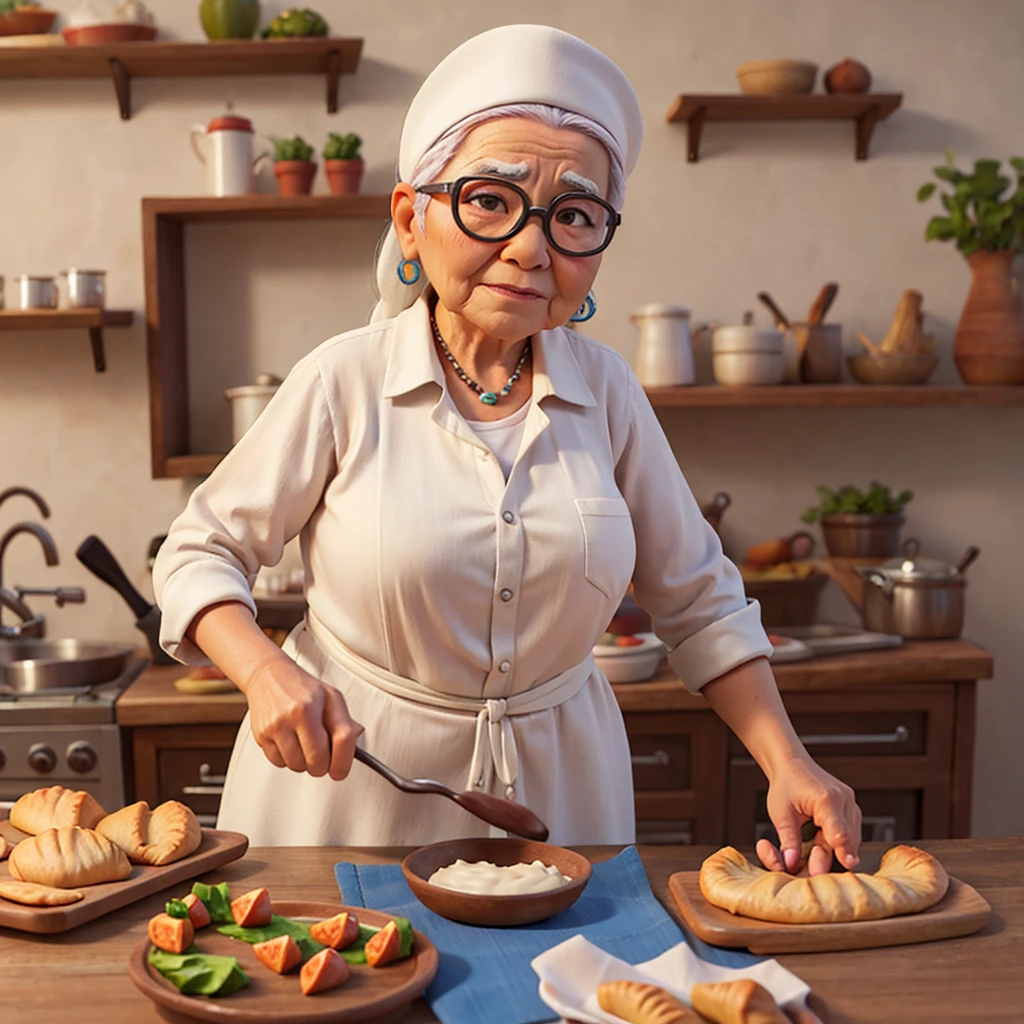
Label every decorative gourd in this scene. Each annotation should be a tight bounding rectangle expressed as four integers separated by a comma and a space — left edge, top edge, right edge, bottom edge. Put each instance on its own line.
199, 0, 260, 40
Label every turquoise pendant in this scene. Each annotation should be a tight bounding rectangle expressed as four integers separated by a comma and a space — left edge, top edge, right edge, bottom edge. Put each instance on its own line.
480, 392, 498, 405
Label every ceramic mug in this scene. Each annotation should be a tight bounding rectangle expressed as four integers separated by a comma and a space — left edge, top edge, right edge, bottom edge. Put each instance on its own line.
17, 275, 58, 310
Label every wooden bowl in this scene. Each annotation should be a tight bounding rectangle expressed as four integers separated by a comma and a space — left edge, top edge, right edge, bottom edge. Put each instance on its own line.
401, 838, 591, 927
736, 59, 818, 95
1, 8, 57, 35
848, 353, 939, 385
61, 23, 157, 45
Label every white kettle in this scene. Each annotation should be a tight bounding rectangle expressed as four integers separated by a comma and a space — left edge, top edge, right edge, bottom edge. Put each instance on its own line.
631, 303, 697, 387
190, 112, 268, 197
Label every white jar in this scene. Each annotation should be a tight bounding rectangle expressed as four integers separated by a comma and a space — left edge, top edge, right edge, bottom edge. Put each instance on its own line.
190, 113, 269, 197
225, 373, 282, 444
631, 303, 696, 386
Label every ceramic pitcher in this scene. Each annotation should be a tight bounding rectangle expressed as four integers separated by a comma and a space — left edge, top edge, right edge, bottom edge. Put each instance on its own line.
190, 113, 268, 196
631, 303, 696, 386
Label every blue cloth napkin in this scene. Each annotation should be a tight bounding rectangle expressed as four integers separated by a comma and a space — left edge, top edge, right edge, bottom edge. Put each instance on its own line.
335, 846, 765, 1024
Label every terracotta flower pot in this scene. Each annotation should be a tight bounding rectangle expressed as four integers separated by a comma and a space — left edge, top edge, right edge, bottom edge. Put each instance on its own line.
324, 158, 364, 196
273, 160, 317, 197
953, 249, 1024, 385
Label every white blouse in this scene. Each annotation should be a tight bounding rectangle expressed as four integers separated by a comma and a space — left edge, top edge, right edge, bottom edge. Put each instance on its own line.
466, 397, 532, 479
152, 293, 771, 846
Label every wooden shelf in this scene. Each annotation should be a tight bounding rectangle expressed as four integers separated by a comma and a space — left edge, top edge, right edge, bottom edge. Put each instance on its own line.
645, 384, 1024, 408
143, 194, 392, 479
0, 307, 134, 372
666, 92, 903, 161
0, 37, 363, 119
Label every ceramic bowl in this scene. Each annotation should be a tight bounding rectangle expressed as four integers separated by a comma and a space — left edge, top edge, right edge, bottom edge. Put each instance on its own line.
0, 8, 57, 35
712, 326, 784, 355
736, 59, 818, 95
848, 352, 939, 385
61, 23, 157, 45
593, 631, 666, 683
402, 837, 592, 926
713, 350, 786, 386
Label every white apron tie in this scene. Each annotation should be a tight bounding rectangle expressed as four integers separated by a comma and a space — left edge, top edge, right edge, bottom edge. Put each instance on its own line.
305, 611, 594, 801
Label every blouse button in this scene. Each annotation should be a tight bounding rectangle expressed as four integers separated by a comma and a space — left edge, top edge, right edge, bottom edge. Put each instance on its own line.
500, 588, 513, 602
499, 660, 511, 673
502, 511, 516, 524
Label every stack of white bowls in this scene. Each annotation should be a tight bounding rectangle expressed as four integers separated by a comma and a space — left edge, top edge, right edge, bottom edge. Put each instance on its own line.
712, 326, 786, 386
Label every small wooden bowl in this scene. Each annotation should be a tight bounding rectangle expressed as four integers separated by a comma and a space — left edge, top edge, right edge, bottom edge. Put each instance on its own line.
61, 23, 157, 45
736, 59, 818, 95
848, 353, 939, 385
401, 838, 591, 927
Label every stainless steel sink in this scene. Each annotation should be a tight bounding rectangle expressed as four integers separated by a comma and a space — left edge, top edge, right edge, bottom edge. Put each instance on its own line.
0, 639, 136, 694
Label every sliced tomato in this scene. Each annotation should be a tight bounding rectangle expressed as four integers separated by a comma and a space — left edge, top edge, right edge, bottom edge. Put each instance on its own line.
365, 920, 401, 967
181, 892, 211, 930
253, 934, 302, 975
148, 912, 194, 954
300, 947, 350, 995
614, 635, 644, 647
230, 887, 272, 927
308, 911, 360, 950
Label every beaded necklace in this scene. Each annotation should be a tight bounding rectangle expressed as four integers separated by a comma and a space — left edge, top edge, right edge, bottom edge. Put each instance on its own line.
429, 309, 531, 405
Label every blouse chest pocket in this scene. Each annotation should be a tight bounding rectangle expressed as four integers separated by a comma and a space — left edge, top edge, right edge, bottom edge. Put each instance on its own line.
575, 496, 637, 600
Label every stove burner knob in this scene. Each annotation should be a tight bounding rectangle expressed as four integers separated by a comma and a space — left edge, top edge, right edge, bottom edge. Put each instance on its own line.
28, 744, 57, 774
66, 742, 98, 775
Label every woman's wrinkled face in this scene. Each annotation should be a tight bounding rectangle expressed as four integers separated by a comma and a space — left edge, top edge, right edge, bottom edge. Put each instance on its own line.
397, 117, 612, 341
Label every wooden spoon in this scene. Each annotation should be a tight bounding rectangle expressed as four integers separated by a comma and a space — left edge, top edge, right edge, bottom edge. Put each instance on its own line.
757, 292, 790, 329
807, 282, 839, 324
353, 746, 550, 840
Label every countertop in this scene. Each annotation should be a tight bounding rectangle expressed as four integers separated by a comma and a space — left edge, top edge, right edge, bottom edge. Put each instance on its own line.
115, 638, 994, 726
0, 837, 1019, 1023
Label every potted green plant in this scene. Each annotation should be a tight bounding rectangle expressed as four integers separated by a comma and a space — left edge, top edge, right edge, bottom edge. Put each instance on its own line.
323, 132, 363, 196
917, 150, 1024, 385
271, 135, 316, 196
801, 482, 913, 558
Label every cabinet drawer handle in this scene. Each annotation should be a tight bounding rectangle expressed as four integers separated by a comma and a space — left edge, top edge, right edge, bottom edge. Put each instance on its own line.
631, 750, 671, 767
182, 762, 226, 796
798, 725, 910, 746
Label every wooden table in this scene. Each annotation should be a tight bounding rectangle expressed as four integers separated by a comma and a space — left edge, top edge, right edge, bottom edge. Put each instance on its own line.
0, 838, 1020, 1023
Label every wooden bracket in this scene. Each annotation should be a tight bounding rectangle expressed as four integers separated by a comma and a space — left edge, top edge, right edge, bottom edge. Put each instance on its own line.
326, 49, 341, 113
109, 57, 131, 120
855, 104, 882, 161
687, 106, 707, 163
88, 326, 106, 373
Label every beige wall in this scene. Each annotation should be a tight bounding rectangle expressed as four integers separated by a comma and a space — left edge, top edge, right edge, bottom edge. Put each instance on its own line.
1, 0, 1021, 836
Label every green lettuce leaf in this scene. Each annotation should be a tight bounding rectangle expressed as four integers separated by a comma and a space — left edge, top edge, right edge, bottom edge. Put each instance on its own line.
147, 948, 248, 997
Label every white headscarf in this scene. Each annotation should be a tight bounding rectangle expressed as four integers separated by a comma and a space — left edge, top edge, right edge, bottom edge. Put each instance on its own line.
369, 24, 644, 323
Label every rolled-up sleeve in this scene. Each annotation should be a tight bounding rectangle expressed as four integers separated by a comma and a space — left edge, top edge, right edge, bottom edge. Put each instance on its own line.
614, 372, 771, 692
153, 352, 338, 664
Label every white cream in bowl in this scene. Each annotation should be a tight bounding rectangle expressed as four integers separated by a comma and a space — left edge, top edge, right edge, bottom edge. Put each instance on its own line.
427, 859, 572, 896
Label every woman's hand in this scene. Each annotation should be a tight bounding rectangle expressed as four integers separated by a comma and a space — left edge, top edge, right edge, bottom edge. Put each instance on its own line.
244, 653, 363, 780
756, 753, 862, 876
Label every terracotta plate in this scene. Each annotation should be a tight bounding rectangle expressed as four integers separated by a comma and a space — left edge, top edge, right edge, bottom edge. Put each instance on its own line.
402, 837, 591, 926
128, 901, 439, 1023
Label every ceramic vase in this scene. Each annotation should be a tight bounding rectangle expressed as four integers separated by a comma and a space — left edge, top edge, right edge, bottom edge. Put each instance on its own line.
953, 249, 1024, 385
274, 160, 317, 197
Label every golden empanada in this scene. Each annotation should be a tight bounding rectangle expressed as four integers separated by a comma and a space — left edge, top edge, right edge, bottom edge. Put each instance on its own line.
10, 786, 106, 835
597, 980, 697, 1024
96, 800, 201, 866
8, 827, 132, 888
690, 979, 788, 1024
0, 835, 10, 861
0, 880, 84, 906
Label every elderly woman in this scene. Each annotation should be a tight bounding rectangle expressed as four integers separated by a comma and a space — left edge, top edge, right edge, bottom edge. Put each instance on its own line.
154, 24, 860, 875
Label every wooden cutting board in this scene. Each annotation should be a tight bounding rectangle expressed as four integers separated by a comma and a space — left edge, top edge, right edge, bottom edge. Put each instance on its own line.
668, 870, 992, 954
128, 899, 439, 1023
0, 819, 248, 934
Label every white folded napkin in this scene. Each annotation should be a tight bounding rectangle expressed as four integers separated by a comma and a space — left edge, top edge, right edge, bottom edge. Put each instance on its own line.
531, 934, 811, 1024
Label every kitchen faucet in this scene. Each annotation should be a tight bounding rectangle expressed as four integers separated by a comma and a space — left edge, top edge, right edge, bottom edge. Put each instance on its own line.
0, 522, 85, 637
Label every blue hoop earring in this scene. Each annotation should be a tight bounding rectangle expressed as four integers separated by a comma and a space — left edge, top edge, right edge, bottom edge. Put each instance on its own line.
397, 258, 421, 285
569, 292, 597, 323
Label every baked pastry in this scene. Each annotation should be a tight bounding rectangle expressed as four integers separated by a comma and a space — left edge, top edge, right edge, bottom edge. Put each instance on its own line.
8, 827, 132, 888
0, 880, 84, 906
690, 979, 788, 1024
96, 800, 201, 866
699, 845, 948, 924
0, 835, 10, 860
597, 980, 697, 1023
10, 786, 106, 835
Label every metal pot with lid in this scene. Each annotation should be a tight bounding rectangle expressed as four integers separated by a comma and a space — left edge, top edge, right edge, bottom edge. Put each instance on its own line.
855, 539, 980, 639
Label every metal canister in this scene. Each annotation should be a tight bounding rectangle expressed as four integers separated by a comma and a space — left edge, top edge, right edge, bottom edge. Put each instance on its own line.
60, 269, 107, 309
17, 275, 58, 310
